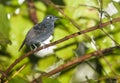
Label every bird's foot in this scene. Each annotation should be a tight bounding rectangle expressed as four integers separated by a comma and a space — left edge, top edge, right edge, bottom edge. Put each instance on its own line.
30, 44, 38, 50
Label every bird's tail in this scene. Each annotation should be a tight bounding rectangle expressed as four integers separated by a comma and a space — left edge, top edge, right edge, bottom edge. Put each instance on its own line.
18, 39, 25, 51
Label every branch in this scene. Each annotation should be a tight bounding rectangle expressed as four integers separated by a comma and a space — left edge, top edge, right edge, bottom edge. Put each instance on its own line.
31, 45, 120, 83
27, 0, 38, 24
1, 17, 120, 80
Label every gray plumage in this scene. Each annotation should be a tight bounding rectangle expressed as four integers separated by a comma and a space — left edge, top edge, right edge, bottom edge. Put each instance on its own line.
19, 15, 58, 51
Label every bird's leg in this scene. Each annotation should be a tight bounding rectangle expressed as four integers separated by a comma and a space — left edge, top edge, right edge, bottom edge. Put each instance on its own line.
30, 44, 38, 50
33, 44, 38, 50
40, 42, 46, 49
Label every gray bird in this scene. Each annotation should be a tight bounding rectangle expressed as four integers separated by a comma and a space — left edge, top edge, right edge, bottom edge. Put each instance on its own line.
19, 15, 58, 51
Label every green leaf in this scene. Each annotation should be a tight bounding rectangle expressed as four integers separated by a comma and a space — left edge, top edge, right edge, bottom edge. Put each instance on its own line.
8, 76, 28, 83
42, 77, 60, 83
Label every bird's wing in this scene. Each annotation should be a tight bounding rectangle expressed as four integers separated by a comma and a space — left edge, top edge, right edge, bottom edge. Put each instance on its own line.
18, 28, 35, 51
25, 28, 40, 42
18, 39, 25, 51
18, 23, 45, 51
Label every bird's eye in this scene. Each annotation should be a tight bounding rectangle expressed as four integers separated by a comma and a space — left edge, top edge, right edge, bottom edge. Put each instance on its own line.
47, 16, 52, 19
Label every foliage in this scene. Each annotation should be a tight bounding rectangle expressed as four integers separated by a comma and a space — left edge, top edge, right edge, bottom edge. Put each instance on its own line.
0, 0, 120, 83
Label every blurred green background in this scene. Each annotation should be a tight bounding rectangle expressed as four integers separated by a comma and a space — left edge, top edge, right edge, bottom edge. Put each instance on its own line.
0, 0, 120, 83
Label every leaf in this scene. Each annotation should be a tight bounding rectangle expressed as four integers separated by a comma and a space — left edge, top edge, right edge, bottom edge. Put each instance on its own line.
8, 76, 28, 83
42, 77, 60, 83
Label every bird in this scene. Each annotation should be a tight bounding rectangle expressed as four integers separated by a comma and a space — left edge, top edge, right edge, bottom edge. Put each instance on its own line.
18, 15, 58, 51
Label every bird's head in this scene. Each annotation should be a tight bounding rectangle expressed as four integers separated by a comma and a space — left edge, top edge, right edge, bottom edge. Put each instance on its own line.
43, 15, 58, 23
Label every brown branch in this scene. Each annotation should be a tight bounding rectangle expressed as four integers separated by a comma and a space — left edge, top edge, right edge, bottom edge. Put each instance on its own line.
27, 0, 38, 24
1, 17, 120, 81
31, 45, 120, 83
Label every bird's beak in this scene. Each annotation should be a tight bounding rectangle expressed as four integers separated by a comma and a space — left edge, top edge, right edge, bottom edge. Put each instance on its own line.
54, 17, 59, 20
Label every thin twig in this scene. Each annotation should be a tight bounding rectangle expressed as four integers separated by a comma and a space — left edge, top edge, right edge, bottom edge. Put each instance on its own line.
4, 64, 26, 83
